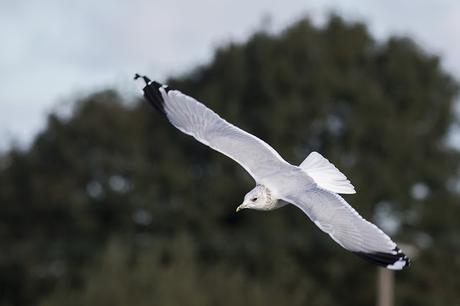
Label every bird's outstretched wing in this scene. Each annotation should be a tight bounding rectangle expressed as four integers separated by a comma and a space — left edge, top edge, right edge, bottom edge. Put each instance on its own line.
283, 188, 410, 270
134, 74, 288, 182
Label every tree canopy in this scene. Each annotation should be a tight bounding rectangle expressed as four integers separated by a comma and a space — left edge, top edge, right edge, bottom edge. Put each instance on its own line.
1, 15, 459, 306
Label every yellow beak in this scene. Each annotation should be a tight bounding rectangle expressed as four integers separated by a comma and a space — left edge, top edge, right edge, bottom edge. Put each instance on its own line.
236, 204, 245, 212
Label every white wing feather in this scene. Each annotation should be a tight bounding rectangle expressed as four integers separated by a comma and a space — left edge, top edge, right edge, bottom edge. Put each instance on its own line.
140, 79, 288, 182
283, 188, 409, 270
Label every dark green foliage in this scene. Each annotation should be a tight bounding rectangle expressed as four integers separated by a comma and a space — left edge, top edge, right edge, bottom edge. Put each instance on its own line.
40, 234, 329, 306
1, 16, 459, 305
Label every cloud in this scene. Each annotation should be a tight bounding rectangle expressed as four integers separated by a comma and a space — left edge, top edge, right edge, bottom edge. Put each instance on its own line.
1, 0, 459, 149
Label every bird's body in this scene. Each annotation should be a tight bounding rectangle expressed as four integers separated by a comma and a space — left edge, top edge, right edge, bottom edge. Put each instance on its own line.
256, 164, 314, 198
240, 163, 318, 211
134, 74, 410, 270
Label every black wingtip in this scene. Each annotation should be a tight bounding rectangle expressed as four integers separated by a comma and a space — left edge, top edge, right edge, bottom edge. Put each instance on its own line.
353, 247, 410, 270
134, 73, 152, 85
134, 74, 167, 117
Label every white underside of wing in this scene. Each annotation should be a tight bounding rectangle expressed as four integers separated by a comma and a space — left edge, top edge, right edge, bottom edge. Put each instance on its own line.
157, 88, 288, 182
283, 187, 409, 269
286, 187, 395, 252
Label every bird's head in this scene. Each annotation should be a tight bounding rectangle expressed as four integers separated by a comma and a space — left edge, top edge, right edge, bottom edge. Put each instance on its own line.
236, 185, 272, 212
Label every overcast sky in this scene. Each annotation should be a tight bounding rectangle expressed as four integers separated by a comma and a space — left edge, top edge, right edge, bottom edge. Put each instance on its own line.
1, 0, 460, 149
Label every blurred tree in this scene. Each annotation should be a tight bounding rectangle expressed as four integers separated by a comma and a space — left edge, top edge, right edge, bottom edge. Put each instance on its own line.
0, 15, 459, 306
40, 234, 326, 306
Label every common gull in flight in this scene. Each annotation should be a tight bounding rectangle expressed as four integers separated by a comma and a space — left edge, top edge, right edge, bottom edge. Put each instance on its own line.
134, 74, 410, 270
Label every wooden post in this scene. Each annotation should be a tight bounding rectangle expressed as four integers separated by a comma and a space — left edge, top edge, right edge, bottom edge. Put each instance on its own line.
377, 267, 394, 306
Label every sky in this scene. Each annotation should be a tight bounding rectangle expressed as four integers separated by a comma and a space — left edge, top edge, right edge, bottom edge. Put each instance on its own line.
1, 0, 460, 149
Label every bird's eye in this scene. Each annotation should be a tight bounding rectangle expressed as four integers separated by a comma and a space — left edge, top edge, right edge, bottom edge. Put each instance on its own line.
251, 197, 258, 202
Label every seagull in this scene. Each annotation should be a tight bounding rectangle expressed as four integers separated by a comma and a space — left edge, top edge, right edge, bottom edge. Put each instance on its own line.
134, 74, 410, 270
